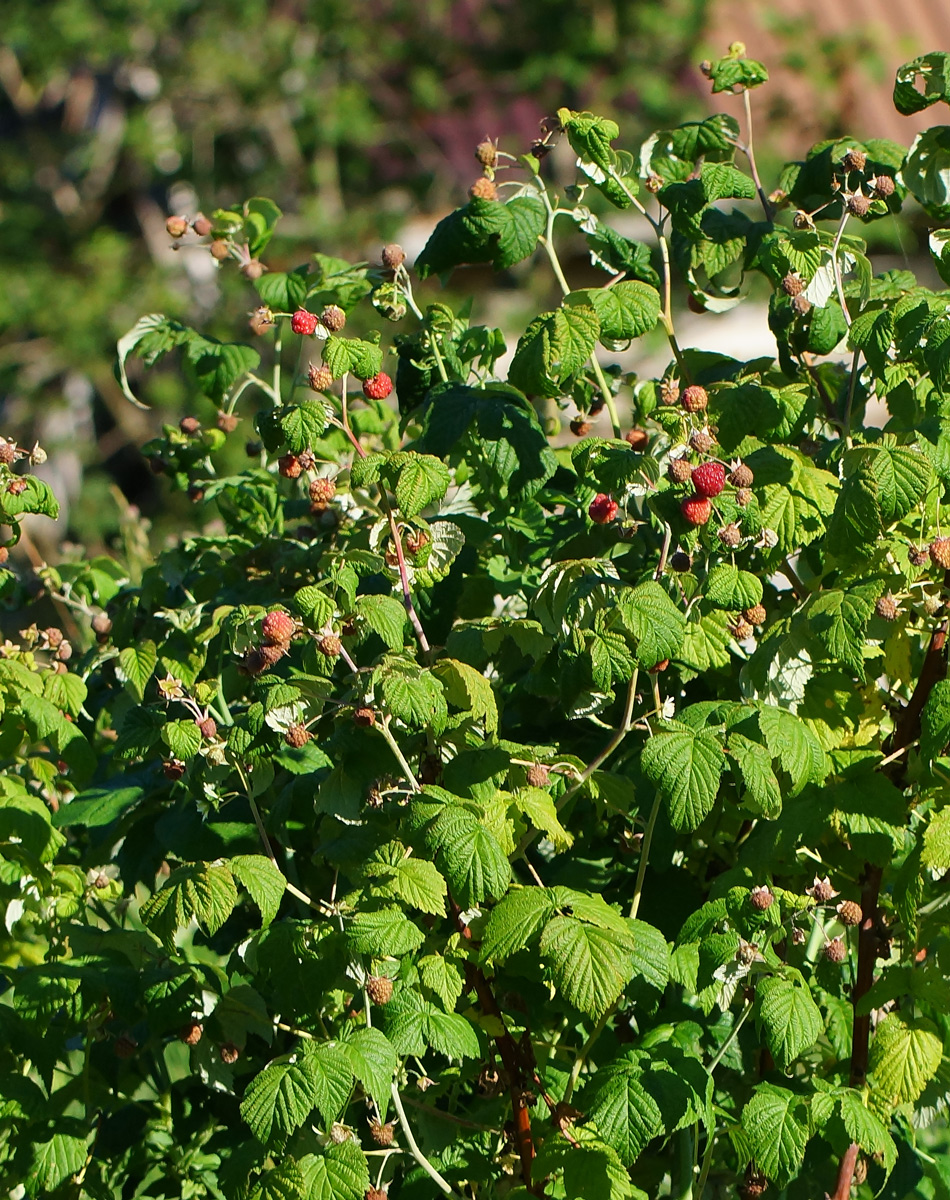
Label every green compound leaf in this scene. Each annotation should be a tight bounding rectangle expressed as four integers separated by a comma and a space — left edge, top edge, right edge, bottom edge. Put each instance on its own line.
480, 887, 560, 963
540, 916, 637, 1018
431, 811, 511, 909
321, 336, 382, 380
241, 1059, 318, 1145
579, 1051, 663, 1165
803, 585, 877, 679
230, 854, 286, 927
419, 955, 465, 1010
923, 805, 950, 870
756, 706, 826, 794
921, 679, 950, 764
355, 594, 407, 650
704, 564, 763, 610
894, 52, 950, 115
140, 862, 239, 950
755, 975, 823, 1071
298, 1143, 370, 1200
365, 845, 447, 917
870, 1012, 943, 1105
339, 1028, 398, 1116
509, 306, 600, 398
345, 907, 425, 956
280, 401, 329, 454
299, 1043, 355, 1125
566, 282, 661, 342
22, 1130, 89, 1196
116, 640, 158, 701
838, 1089, 896, 1161
185, 337, 261, 403
381, 451, 450, 519
641, 723, 725, 831
433, 658, 498, 733
741, 1083, 809, 1188
377, 658, 448, 733
728, 733, 782, 818
251, 1160, 306, 1200
415, 194, 544, 277
616, 581, 686, 668
161, 719, 202, 761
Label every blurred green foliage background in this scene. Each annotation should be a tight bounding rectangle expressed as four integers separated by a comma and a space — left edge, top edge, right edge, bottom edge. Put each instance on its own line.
0, 0, 710, 550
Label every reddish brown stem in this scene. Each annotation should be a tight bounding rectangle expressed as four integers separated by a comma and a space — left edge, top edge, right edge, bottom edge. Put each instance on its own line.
830, 608, 949, 1194
830, 1142, 860, 1200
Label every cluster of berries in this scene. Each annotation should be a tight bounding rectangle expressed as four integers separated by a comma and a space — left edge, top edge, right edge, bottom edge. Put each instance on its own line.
241, 609, 297, 677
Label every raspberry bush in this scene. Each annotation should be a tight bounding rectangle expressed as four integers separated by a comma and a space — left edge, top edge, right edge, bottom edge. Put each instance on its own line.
5, 44, 950, 1200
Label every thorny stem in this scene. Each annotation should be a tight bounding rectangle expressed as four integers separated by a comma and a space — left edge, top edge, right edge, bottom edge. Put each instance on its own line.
657, 234, 690, 383
654, 523, 673, 580
829, 1142, 861, 1200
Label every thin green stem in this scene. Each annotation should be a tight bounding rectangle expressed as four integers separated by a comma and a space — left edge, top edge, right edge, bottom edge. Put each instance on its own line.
235, 762, 322, 912
379, 716, 421, 793
389, 1081, 456, 1196
558, 669, 639, 810
273, 330, 282, 403
629, 790, 662, 919
708, 998, 754, 1072
563, 1006, 612, 1103
693, 1118, 718, 1200
831, 207, 853, 326
537, 177, 621, 436
741, 88, 773, 223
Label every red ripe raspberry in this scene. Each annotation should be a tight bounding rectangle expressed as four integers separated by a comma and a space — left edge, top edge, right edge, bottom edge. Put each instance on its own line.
589, 494, 619, 524
680, 385, 708, 413
165, 215, 189, 238
262, 610, 295, 646
681, 495, 711, 526
362, 373, 393, 400
197, 717, 217, 741
382, 243, 406, 269
308, 362, 334, 392
179, 1021, 203, 1045
285, 724, 311, 748
320, 305, 346, 333
354, 707, 376, 727
469, 177, 498, 201
625, 428, 649, 450
691, 462, 725, 498
279, 454, 302, 479
366, 975, 394, 1005
291, 309, 319, 336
